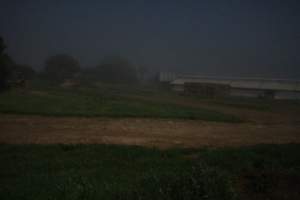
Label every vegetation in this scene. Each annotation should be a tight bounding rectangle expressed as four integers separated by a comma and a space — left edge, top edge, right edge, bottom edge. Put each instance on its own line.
44, 54, 81, 81
0, 86, 241, 122
0, 144, 299, 200
0, 36, 13, 91
83, 55, 138, 84
0, 37, 36, 91
10, 64, 36, 81
203, 97, 273, 111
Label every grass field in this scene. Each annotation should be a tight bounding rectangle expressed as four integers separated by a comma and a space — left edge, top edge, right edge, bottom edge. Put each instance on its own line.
1, 83, 299, 199
0, 85, 241, 122
1, 144, 299, 200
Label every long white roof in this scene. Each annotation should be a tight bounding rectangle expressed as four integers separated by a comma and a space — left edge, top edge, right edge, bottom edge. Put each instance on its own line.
171, 76, 300, 91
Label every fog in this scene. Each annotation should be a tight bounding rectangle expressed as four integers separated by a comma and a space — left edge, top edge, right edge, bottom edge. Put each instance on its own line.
1, 2, 300, 199
1, 0, 300, 79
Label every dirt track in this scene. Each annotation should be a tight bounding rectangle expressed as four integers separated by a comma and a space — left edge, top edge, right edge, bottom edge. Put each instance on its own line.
1, 114, 299, 148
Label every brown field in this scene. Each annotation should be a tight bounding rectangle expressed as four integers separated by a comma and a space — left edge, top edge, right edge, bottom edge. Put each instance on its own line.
1, 104, 299, 148
1, 89, 300, 148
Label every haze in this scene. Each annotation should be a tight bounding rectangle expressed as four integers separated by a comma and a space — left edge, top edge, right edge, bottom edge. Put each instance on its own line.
1, 0, 300, 79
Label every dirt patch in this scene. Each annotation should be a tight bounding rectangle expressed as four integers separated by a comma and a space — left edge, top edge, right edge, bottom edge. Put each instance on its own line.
0, 114, 299, 148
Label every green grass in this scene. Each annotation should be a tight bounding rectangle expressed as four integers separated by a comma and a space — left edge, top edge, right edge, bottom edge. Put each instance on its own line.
208, 97, 273, 111
0, 87, 241, 122
0, 144, 299, 200
198, 96, 300, 111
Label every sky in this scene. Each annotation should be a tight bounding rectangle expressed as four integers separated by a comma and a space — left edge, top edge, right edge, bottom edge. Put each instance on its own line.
1, 0, 300, 79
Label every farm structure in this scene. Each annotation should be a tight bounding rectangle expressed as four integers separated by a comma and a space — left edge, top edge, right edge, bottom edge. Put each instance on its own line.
159, 73, 300, 99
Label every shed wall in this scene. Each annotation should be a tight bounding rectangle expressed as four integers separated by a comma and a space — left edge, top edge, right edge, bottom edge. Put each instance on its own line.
230, 88, 264, 98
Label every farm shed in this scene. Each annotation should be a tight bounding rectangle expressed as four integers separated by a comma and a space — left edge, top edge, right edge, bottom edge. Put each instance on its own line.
172, 78, 230, 97
158, 72, 177, 83
170, 76, 300, 100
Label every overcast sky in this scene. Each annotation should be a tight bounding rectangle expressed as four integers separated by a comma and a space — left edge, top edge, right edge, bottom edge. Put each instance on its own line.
1, 0, 300, 79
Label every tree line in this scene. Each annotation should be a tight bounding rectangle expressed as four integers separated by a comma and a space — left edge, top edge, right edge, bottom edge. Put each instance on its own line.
0, 37, 35, 91
1, 36, 143, 91
43, 54, 139, 84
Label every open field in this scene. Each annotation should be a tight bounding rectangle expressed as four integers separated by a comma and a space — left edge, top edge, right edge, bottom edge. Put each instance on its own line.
0, 83, 299, 148
0, 87, 241, 122
0, 83, 300, 199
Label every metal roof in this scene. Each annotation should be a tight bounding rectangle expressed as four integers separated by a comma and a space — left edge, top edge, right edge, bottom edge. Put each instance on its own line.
171, 78, 300, 92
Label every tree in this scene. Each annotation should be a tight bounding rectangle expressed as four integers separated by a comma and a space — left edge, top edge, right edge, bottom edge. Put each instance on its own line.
0, 37, 13, 91
95, 55, 138, 84
0, 37, 5, 53
11, 64, 36, 80
44, 54, 80, 81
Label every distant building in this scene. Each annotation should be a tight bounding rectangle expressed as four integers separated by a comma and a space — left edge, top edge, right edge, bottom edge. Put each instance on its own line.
166, 75, 300, 100
158, 72, 177, 83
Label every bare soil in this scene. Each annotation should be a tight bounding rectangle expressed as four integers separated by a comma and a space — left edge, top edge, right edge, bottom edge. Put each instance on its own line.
1, 112, 299, 148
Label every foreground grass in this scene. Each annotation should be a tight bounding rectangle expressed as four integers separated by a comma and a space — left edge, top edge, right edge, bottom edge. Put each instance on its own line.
0, 144, 299, 200
0, 88, 241, 122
